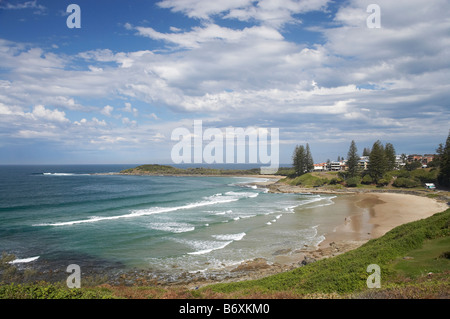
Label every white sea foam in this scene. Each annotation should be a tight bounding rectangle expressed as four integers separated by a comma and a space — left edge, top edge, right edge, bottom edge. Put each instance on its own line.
9, 256, 40, 264
34, 191, 257, 227
43, 172, 90, 176
224, 191, 259, 198
187, 240, 233, 255
148, 222, 195, 233
212, 232, 246, 241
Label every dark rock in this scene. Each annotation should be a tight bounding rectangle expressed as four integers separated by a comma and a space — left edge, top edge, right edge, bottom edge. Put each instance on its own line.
301, 256, 316, 266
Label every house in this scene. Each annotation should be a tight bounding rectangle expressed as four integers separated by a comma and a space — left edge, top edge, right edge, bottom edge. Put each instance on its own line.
407, 154, 436, 165
359, 156, 369, 170
328, 161, 347, 171
395, 155, 405, 168
314, 163, 327, 171
422, 154, 435, 164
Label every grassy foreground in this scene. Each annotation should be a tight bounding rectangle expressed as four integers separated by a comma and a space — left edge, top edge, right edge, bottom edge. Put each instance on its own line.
1, 209, 449, 299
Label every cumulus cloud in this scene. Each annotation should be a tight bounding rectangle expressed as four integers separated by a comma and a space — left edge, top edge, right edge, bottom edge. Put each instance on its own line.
30, 105, 69, 123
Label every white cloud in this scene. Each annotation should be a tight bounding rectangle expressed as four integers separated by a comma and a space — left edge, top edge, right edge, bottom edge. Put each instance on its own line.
122, 102, 139, 117
134, 23, 283, 49
157, 0, 329, 28
101, 105, 114, 116
0, 0, 47, 14
31, 105, 69, 123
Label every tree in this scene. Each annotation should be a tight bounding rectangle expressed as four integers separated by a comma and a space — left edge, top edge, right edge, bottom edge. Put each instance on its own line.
347, 140, 360, 178
305, 143, 314, 173
405, 160, 422, 171
437, 131, 450, 187
363, 147, 371, 157
368, 140, 387, 183
292, 145, 306, 177
293, 143, 314, 176
384, 142, 397, 171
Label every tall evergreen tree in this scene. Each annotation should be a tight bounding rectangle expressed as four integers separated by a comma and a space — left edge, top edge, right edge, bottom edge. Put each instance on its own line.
363, 147, 371, 157
368, 140, 387, 183
305, 143, 314, 173
292, 145, 306, 176
347, 140, 360, 177
437, 131, 450, 187
384, 142, 397, 171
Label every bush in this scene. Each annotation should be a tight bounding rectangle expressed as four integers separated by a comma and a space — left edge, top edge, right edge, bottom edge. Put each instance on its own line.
361, 174, 373, 184
410, 169, 438, 183
290, 173, 325, 187
329, 177, 340, 185
395, 170, 411, 178
393, 177, 420, 188
405, 161, 422, 171
346, 177, 360, 187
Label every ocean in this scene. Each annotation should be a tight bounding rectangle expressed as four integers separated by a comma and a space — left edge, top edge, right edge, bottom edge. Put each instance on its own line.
0, 165, 338, 281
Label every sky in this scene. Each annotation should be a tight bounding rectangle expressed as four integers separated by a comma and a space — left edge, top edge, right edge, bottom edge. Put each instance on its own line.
0, 0, 449, 165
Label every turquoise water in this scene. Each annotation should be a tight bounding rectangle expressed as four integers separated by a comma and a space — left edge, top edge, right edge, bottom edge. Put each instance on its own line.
0, 165, 335, 276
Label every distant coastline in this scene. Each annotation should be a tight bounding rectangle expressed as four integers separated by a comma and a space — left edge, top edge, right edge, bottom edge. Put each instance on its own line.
112, 164, 450, 202
117, 164, 272, 176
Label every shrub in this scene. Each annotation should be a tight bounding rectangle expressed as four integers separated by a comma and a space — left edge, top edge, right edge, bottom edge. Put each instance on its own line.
410, 169, 437, 183
346, 177, 360, 187
393, 177, 420, 188
361, 174, 373, 184
396, 170, 411, 178
329, 177, 340, 185
290, 173, 325, 187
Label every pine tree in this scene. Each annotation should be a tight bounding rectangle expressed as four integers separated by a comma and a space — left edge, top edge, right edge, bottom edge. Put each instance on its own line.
305, 143, 314, 173
363, 147, 371, 157
292, 145, 306, 176
438, 131, 450, 187
368, 140, 387, 183
384, 143, 397, 171
347, 140, 360, 178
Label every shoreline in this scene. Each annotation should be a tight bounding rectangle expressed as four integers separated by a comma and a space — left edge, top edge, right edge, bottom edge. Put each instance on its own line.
3, 177, 449, 290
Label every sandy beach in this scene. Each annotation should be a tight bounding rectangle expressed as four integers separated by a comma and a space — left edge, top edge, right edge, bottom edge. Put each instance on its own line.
316, 192, 448, 253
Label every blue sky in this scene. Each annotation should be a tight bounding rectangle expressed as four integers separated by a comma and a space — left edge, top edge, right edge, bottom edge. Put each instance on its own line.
0, 0, 449, 165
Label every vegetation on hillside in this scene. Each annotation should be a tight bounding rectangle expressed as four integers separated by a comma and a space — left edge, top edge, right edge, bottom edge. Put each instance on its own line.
120, 164, 261, 176
286, 133, 450, 189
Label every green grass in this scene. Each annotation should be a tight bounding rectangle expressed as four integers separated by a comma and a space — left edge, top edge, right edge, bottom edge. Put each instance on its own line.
0, 282, 115, 299
204, 208, 450, 296
392, 236, 450, 278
